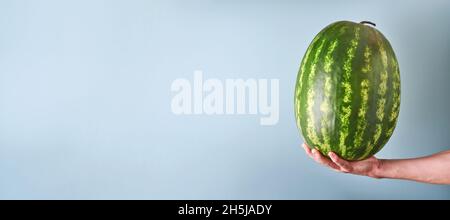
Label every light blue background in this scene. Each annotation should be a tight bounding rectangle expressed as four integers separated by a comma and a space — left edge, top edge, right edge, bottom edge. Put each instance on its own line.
1, 0, 449, 199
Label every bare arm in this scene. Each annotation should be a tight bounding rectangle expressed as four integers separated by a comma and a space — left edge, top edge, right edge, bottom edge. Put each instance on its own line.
302, 143, 450, 184
376, 151, 450, 184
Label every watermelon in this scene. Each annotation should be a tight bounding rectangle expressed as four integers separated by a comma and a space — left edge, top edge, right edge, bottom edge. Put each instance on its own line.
294, 21, 400, 161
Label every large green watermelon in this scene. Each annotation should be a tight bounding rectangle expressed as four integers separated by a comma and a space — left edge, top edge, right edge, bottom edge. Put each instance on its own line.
294, 21, 400, 161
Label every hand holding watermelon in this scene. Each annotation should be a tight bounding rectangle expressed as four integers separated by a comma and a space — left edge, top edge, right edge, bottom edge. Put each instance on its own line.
302, 143, 450, 185
302, 143, 382, 178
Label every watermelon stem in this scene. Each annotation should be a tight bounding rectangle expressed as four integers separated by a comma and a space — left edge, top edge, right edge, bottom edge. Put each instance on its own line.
360, 21, 376, 27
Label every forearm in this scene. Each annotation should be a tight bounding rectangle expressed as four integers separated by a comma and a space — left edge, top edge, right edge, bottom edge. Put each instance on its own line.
374, 150, 450, 184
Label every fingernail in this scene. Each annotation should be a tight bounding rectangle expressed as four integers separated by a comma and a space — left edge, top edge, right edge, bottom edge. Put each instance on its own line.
329, 153, 337, 160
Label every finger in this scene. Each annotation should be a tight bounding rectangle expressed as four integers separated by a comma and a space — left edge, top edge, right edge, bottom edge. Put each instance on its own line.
329, 152, 353, 172
325, 161, 342, 171
312, 149, 341, 171
302, 143, 314, 159
312, 149, 341, 170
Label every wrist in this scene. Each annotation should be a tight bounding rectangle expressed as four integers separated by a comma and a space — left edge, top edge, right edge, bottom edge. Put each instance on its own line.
368, 159, 385, 179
